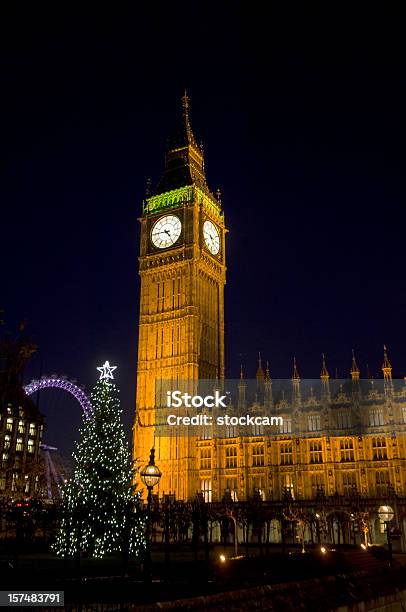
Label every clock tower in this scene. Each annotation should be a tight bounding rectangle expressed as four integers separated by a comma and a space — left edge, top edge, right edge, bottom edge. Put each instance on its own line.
133, 94, 226, 499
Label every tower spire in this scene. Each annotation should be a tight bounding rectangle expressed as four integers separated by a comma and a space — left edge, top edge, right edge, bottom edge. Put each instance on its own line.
265, 360, 271, 381
292, 357, 301, 404
256, 352, 264, 382
320, 353, 329, 380
154, 91, 209, 196
264, 360, 273, 407
350, 349, 360, 380
238, 363, 246, 408
292, 357, 300, 381
382, 344, 392, 392
382, 345, 392, 381
181, 89, 197, 146
181, 89, 189, 115
320, 353, 330, 399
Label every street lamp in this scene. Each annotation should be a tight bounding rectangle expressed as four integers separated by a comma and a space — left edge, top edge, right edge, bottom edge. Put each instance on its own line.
378, 505, 394, 566
140, 448, 162, 581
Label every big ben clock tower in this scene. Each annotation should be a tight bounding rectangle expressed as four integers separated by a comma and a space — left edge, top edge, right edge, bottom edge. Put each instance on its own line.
133, 93, 226, 499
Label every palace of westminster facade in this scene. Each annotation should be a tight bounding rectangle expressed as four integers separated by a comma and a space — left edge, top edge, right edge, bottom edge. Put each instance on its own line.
133, 95, 406, 512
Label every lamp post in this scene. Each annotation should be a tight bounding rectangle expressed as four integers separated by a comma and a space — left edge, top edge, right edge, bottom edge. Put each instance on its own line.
140, 448, 162, 582
378, 505, 394, 567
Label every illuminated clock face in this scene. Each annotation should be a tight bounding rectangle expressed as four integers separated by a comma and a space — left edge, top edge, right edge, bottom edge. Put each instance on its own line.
151, 215, 182, 249
203, 220, 220, 255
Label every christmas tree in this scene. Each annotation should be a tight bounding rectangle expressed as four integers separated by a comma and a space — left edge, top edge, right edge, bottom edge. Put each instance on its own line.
54, 361, 145, 559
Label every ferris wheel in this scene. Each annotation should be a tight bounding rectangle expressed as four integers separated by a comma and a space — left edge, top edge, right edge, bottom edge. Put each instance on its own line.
24, 375, 93, 499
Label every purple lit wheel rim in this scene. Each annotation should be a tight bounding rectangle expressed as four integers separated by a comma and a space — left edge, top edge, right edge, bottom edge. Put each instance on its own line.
24, 378, 93, 418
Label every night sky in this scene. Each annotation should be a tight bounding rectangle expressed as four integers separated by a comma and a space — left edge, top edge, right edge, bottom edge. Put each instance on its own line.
2, 5, 406, 454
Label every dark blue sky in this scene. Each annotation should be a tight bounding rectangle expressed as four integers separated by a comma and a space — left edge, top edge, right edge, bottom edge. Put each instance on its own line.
2, 5, 406, 453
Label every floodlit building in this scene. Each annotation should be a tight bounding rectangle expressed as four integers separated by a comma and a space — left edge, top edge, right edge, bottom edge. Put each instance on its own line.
132, 97, 406, 548
0, 330, 44, 497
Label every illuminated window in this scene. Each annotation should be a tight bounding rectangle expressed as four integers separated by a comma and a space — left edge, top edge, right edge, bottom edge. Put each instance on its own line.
340, 439, 354, 462
18, 408, 24, 417
280, 442, 293, 465
252, 444, 264, 467
11, 472, 18, 492
309, 440, 323, 464
200, 447, 211, 470
225, 421, 238, 438
171, 277, 182, 310
2, 452, 8, 464
342, 472, 357, 496
170, 323, 181, 357
18, 420, 25, 434
252, 420, 264, 436
24, 475, 29, 494
402, 407, 406, 424
311, 473, 325, 497
156, 281, 165, 313
16, 438, 23, 452
370, 409, 384, 427
201, 426, 212, 440
4, 435, 11, 450
0, 477, 5, 490
282, 474, 295, 499
225, 446, 237, 468
337, 412, 351, 429
226, 478, 238, 501
6, 418, 13, 432
280, 418, 292, 434
27, 439, 35, 454
155, 326, 164, 359
7, 404, 12, 414
201, 478, 212, 502
372, 437, 387, 460
376, 471, 390, 496
29, 423, 36, 437
253, 476, 265, 500
308, 415, 321, 432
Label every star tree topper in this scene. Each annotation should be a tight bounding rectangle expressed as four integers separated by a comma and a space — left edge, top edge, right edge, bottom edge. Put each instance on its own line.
97, 360, 117, 381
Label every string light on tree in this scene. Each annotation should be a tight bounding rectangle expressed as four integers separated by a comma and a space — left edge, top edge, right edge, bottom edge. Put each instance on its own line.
54, 363, 144, 559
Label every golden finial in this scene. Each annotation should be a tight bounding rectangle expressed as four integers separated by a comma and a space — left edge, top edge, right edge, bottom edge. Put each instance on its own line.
181, 89, 191, 131
382, 344, 392, 381
181, 89, 190, 116
240, 363, 244, 380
